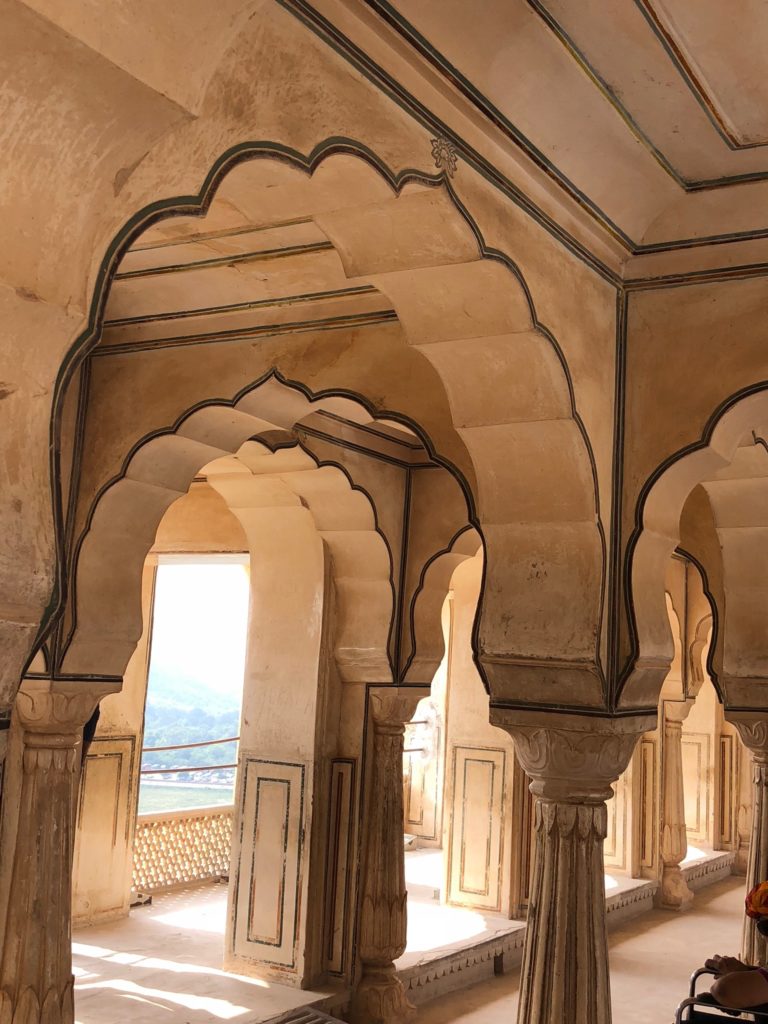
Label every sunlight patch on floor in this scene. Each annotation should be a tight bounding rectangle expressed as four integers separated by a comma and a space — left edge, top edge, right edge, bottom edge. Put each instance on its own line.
73, 886, 326, 1024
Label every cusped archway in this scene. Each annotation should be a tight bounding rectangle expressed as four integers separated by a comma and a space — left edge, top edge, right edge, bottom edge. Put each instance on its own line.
624, 388, 768, 710
43, 145, 603, 713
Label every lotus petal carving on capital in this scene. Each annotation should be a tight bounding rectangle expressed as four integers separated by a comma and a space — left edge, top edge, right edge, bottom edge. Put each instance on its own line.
732, 717, 768, 757
15, 681, 119, 737
509, 725, 638, 789
369, 691, 423, 730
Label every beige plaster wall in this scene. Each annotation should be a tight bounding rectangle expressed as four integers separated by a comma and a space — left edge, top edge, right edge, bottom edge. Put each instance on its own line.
681, 677, 719, 849
0, 0, 621, 719
620, 278, 768, 697
440, 555, 519, 915
72, 560, 154, 926
71, 483, 248, 925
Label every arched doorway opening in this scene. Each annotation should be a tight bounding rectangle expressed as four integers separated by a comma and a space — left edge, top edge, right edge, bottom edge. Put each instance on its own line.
626, 388, 768, 962
1, 139, 605, 1024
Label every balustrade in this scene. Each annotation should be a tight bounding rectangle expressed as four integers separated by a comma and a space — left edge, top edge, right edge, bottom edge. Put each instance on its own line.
132, 806, 233, 893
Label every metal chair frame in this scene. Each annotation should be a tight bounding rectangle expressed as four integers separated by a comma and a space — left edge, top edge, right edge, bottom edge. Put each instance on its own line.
675, 967, 768, 1022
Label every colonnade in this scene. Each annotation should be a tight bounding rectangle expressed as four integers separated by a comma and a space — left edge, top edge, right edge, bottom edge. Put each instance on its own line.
0, 527, 763, 1024
0, 677, 762, 1024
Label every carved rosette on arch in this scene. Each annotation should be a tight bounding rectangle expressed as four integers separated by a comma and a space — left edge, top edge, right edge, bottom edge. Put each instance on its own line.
728, 713, 768, 967
0, 679, 119, 1024
490, 709, 653, 1024
349, 689, 425, 1024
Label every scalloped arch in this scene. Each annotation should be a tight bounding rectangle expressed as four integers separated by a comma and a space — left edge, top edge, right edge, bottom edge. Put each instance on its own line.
46, 141, 603, 710
623, 387, 768, 710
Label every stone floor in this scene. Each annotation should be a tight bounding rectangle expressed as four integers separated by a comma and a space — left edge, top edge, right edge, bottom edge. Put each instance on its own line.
73, 884, 331, 1024
417, 875, 744, 1024
72, 864, 744, 1023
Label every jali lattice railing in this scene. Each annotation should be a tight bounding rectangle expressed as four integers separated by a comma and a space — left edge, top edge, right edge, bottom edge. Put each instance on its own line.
132, 805, 234, 893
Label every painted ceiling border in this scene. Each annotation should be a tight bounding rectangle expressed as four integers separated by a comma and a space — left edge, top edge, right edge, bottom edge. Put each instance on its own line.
289, 0, 768, 261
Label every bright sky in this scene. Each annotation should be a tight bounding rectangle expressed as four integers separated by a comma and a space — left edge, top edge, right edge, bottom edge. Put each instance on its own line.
147, 560, 250, 700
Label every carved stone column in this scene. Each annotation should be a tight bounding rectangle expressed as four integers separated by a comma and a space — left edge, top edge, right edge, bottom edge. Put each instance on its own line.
349, 689, 423, 1024
659, 699, 695, 909
728, 713, 768, 967
490, 709, 653, 1024
0, 679, 119, 1022
735, 740, 754, 876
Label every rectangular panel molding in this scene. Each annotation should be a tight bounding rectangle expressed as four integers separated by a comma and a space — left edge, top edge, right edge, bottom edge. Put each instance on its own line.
324, 759, 356, 976
447, 746, 505, 912
682, 733, 711, 842
403, 718, 440, 841
233, 758, 305, 969
72, 735, 137, 925
718, 734, 735, 849
639, 737, 657, 874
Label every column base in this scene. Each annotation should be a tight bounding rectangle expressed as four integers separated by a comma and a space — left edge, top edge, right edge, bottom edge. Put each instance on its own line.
658, 866, 694, 910
348, 965, 415, 1024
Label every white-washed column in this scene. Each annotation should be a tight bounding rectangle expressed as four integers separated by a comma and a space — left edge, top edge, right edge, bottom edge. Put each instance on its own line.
349, 690, 422, 1024
0, 679, 118, 1023
658, 699, 694, 909
490, 710, 652, 1024
729, 714, 768, 966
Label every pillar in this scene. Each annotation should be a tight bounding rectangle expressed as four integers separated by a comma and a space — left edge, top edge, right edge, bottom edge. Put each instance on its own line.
349, 689, 422, 1024
490, 709, 652, 1024
0, 679, 119, 1022
658, 699, 694, 909
728, 713, 768, 967
735, 738, 753, 875
72, 561, 154, 927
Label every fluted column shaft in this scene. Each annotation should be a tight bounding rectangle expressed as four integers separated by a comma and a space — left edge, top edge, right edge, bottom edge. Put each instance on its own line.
349, 690, 422, 1024
0, 680, 118, 1024
728, 713, 768, 967
659, 701, 694, 909
491, 709, 652, 1024
735, 742, 754, 876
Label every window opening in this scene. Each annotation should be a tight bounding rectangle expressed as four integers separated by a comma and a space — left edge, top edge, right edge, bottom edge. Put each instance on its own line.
138, 555, 249, 813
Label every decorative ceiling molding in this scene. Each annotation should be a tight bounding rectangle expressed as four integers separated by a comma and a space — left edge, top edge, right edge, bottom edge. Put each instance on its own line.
636, 0, 768, 152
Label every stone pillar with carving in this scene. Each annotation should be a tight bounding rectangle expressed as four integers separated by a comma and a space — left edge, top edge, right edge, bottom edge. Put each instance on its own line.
735, 739, 754, 876
349, 688, 423, 1024
658, 699, 695, 909
728, 713, 768, 967
490, 709, 653, 1024
0, 679, 119, 1022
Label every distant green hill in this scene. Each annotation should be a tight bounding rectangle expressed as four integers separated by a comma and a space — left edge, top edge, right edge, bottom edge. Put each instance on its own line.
142, 670, 241, 773
145, 669, 242, 713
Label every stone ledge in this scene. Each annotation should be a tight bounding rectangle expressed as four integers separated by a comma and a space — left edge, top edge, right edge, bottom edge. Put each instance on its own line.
605, 880, 659, 929
397, 877, 659, 1005
399, 924, 527, 1005
283, 860, 735, 1018
682, 851, 736, 891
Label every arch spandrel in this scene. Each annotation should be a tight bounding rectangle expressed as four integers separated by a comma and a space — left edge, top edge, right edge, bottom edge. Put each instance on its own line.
31, 145, 606, 715
3, 0, 604, 711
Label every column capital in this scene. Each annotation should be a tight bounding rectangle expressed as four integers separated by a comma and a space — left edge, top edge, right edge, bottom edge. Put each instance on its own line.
369, 686, 428, 732
16, 679, 121, 740
726, 711, 768, 761
663, 697, 695, 725
490, 708, 655, 803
